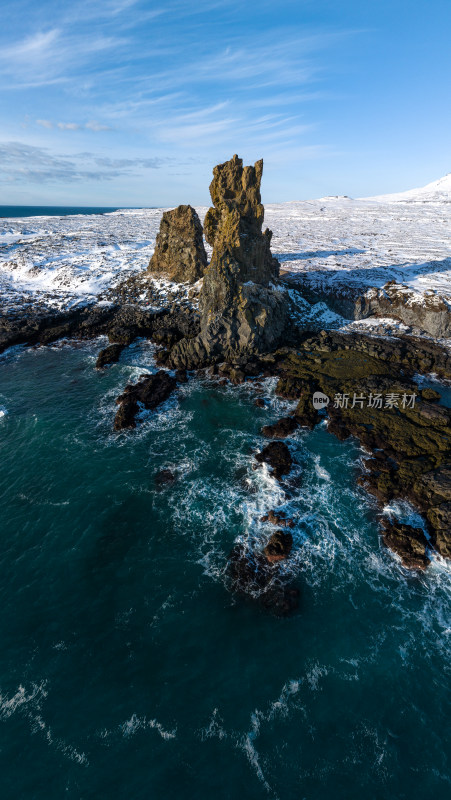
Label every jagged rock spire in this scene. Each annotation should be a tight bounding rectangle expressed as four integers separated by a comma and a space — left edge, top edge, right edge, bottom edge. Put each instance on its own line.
201, 155, 279, 314
167, 155, 286, 368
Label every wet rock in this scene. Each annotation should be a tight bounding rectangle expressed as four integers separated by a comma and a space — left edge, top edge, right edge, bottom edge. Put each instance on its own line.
264, 530, 293, 562
269, 337, 451, 563
427, 502, 451, 558
147, 204, 207, 284
380, 519, 430, 570
95, 343, 124, 368
114, 371, 177, 431
113, 395, 138, 431
255, 398, 266, 408
255, 441, 293, 480
227, 542, 299, 616
421, 388, 441, 402
261, 509, 295, 528
294, 390, 321, 429
261, 416, 298, 439
155, 469, 177, 487
175, 368, 188, 383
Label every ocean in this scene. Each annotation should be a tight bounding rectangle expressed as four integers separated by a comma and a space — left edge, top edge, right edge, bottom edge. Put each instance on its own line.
0, 339, 450, 799
0, 207, 132, 218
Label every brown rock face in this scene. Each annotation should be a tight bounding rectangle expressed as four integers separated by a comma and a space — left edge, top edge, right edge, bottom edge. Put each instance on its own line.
380, 519, 430, 570
264, 530, 293, 563
168, 155, 287, 368
201, 154, 279, 310
148, 204, 207, 284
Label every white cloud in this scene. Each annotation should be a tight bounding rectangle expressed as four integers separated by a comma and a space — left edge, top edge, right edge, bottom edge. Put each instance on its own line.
36, 119, 54, 129
57, 122, 81, 131
85, 120, 113, 131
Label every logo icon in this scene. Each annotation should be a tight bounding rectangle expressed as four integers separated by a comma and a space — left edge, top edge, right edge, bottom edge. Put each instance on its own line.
312, 391, 330, 410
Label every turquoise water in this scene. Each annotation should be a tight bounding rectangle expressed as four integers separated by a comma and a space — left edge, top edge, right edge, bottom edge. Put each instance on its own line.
0, 341, 450, 799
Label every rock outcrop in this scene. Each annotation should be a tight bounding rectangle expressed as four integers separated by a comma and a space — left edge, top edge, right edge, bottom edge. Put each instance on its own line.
227, 542, 299, 615
96, 343, 124, 369
269, 331, 451, 563
114, 371, 177, 431
254, 441, 293, 481
148, 204, 207, 284
168, 155, 287, 367
380, 519, 430, 570
264, 530, 293, 563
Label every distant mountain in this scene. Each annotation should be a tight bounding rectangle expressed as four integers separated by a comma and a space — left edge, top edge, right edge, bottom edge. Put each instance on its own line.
364, 173, 451, 203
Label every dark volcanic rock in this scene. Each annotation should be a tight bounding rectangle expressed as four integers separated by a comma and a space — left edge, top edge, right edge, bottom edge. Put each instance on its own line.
264, 530, 293, 562
227, 543, 299, 616
95, 343, 124, 368
255, 441, 293, 480
148, 204, 207, 284
114, 371, 177, 431
262, 416, 298, 439
175, 368, 188, 383
269, 334, 451, 562
380, 519, 430, 570
155, 469, 177, 487
168, 155, 287, 368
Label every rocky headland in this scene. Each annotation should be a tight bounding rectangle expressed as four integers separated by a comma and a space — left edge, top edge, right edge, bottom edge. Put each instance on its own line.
2, 154, 451, 610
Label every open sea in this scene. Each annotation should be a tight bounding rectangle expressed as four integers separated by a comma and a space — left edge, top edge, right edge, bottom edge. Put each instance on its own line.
0, 339, 450, 799
0, 207, 133, 218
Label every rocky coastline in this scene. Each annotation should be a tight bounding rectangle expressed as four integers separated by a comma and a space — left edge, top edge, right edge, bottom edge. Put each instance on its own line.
2, 154, 451, 613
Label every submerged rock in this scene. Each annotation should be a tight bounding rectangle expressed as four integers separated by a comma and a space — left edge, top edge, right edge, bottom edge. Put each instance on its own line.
114, 371, 177, 431
147, 204, 207, 284
255, 441, 293, 480
155, 468, 177, 487
227, 542, 299, 616
168, 155, 287, 368
380, 519, 430, 570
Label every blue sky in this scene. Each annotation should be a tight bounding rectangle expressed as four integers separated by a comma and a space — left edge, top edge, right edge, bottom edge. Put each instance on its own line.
0, 0, 450, 205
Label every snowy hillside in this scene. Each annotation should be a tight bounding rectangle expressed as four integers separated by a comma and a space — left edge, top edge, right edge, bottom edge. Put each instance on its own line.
365, 173, 451, 203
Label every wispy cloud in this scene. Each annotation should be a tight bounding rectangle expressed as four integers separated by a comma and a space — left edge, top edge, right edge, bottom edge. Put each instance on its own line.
36, 119, 54, 129
57, 122, 81, 131
0, 141, 169, 184
0, 25, 128, 88
0, 1, 356, 199
36, 119, 113, 132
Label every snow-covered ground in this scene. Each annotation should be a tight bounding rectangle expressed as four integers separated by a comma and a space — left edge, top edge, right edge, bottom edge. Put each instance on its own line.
1, 177, 450, 332
266, 197, 451, 299
0, 208, 172, 312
